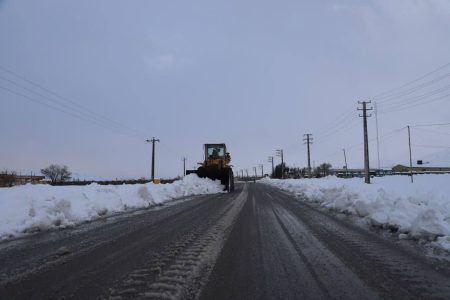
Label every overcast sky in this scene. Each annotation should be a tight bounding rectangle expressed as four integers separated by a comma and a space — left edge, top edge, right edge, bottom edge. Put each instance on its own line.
1, 0, 450, 179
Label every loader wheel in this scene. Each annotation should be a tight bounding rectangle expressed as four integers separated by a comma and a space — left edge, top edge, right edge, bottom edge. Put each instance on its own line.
224, 168, 234, 192
229, 170, 234, 192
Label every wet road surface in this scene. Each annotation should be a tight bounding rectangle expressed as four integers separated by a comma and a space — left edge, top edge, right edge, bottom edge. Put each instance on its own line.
1, 182, 450, 299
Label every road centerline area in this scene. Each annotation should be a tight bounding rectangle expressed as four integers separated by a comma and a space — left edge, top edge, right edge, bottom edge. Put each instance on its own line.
200, 182, 450, 300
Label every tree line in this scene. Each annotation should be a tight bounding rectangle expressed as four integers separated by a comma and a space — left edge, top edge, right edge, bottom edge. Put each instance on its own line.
271, 162, 332, 179
0, 164, 71, 187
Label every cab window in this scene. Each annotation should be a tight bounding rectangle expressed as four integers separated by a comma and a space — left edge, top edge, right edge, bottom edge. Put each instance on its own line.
207, 146, 225, 158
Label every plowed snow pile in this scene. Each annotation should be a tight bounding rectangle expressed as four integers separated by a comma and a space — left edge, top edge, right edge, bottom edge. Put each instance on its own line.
262, 175, 450, 251
0, 174, 223, 239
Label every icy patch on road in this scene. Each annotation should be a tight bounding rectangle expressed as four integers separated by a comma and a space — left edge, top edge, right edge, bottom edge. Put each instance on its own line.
0, 174, 223, 240
261, 175, 450, 251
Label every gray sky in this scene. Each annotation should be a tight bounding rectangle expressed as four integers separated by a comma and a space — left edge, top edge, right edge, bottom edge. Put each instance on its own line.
1, 0, 450, 179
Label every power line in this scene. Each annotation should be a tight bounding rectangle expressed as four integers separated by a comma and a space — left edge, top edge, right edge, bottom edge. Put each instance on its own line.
313, 65, 450, 146
376, 85, 450, 111
316, 127, 405, 167
0, 84, 139, 135
307, 63, 449, 169
0, 65, 147, 138
376, 73, 450, 103
315, 117, 360, 144
0, 84, 143, 139
314, 105, 355, 137
316, 74, 450, 146
412, 122, 450, 127
159, 142, 180, 157
413, 127, 450, 136
372, 61, 450, 99
378, 82, 450, 108
378, 92, 450, 115
0, 75, 142, 137
278, 105, 357, 156
412, 144, 450, 149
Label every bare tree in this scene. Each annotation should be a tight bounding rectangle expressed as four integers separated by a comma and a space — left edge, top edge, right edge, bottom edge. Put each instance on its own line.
315, 163, 332, 177
273, 163, 290, 179
41, 164, 72, 183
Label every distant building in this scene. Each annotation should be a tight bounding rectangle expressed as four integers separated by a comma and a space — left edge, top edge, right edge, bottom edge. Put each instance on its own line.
15, 175, 46, 184
331, 168, 389, 178
0, 174, 45, 187
392, 164, 450, 173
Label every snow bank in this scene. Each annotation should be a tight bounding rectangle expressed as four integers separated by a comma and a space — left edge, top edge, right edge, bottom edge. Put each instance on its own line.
0, 174, 223, 240
261, 175, 450, 250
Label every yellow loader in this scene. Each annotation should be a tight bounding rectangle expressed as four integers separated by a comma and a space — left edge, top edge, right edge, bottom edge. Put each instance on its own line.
186, 143, 234, 191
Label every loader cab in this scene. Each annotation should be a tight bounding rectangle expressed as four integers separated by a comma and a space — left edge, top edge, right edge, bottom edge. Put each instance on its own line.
205, 144, 226, 160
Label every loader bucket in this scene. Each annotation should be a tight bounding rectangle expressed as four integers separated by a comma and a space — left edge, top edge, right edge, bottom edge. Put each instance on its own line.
185, 170, 198, 176
191, 167, 234, 192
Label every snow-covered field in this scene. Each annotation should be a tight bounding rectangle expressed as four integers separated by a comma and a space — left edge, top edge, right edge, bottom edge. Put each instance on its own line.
261, 175, 450, 251
0, 174, 223, 240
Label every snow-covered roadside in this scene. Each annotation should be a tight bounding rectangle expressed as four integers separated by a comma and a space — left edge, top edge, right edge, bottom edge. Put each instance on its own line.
261, 175, 450, 251
0, 174, 223, 240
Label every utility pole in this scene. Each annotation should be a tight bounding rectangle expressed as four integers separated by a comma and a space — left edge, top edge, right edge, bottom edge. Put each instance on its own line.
146, 137, 160, 181
407, 125, 414, 183
276, 149, 284, 179
259, 164, 264, 177
343, 148, 348, 177
182, 157, 187, 177
268, 156, 274, 177
245, 169, 249, 179
253, 167, 257, 179
375, 101, 381, 170
241, 169, 244, 179
303, 134, 313, 177
358, 101, 373, 184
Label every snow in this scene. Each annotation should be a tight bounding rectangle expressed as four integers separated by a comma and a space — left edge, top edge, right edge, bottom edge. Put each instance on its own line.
261, 175, 450, 251
0, 174, 223, 240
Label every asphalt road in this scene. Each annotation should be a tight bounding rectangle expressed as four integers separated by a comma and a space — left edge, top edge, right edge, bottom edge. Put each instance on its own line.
1, 182, 450, 299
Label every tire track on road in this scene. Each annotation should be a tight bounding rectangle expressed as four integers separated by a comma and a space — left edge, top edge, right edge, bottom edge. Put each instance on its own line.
108, 185, 248, 300
0, 188, 243, 300
261, 184, 450, 299
262, 188, 379, 300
